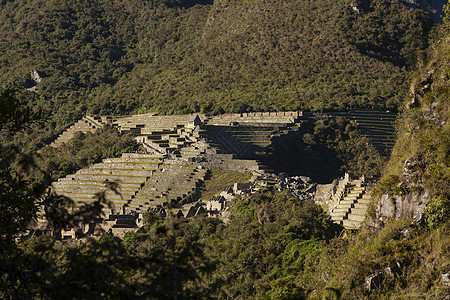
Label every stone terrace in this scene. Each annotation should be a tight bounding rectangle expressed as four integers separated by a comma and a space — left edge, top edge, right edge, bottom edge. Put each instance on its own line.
50, 116, 106, 148
350, 109, 396, 156
127, 162, 207, 214
204, 111, 303, 157
111, 114, 205, 154
205, 111, 301, 126
50, 152, 208, 217
44, 111, 304, 230
51, 153, 163, 212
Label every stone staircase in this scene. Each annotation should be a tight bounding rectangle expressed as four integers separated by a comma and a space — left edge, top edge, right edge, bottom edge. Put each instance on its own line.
330, 184, 372, 229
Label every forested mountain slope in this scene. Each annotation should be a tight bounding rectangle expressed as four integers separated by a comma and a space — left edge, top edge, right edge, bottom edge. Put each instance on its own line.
0, 0, 432, 126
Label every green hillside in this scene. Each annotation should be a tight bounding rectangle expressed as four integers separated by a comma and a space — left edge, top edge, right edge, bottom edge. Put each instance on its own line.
0, 0, 432, 125
0, 1, 448, 298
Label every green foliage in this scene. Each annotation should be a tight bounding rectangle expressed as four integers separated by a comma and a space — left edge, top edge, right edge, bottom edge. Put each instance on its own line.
444, 0, 450, 23
422, 195, 450, 229
376, 19, 450, 199
0, 89, 44, 132
311, 219, 450, 299
0, 90, 130, 297
0, 0, 433, 127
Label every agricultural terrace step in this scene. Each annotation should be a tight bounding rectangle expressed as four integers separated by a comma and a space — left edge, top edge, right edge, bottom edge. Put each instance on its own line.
61, 194, 131, 203
331, 211, 348, 218
347, 212, 366, 222
356, 125, 396, 131
103, 157, 163, 163
342, 219, 363, 229
139, 185, 197, 193
71, 201, 130, 209
66, 195, 132, 204
53, 181, 142, 190
138, 184, 197, 191
356, 122, 395, 127
55, 188, 136, 196
77, 169, 155, 176
127, 202, 166, 208
90, 164, 160, 171
351, 114, 396, 120
352, 116, 395, 122
67, 174, 149, 181
148, 174, 196, 181
53, 188, 136, 196
348, 210, 367, 218
60, 178, 146, 186
128, 199, 167, 205
137, 187, 195, 196
143, 181, 198, 187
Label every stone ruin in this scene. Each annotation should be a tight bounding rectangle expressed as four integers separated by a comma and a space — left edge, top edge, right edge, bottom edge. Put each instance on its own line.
37, 111, 308, 238
38, 111, 375, 236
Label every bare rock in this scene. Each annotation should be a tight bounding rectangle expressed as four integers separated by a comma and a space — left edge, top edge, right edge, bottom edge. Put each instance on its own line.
365, 262, 402, 292
384, 262, 402, 278
441, 272, 450, 287
424, 101, 446, 127
407, 94, 422, 109
365, 272, 383, 292
376, 191, 429, 224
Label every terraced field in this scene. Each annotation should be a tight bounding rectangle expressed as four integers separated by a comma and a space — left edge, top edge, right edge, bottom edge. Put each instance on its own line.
50, 153, 206, 215
350, 109, 397, 156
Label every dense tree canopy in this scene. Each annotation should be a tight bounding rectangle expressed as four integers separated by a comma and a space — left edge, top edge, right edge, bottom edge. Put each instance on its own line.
0, 0, 432, 125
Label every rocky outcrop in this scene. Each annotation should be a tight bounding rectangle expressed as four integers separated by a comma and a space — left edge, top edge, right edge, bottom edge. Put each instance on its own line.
365, 262, 402, 292
376, 191, 429, 224
24, 69, 44, 91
